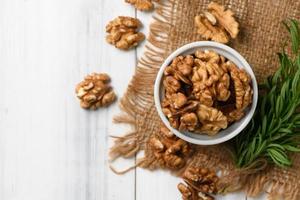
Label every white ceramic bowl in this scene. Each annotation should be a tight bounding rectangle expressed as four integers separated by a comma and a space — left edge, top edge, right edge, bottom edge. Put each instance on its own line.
154, 41, 258, 145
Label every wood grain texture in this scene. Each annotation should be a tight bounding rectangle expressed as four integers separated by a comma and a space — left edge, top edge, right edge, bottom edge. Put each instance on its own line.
0, 0, 248, 199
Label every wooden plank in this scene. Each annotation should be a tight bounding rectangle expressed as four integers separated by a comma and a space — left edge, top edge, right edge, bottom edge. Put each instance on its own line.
104, 0, 137, 200
0, 0, 136, 200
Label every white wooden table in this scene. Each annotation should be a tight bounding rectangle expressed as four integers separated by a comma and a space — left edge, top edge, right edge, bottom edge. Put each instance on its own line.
0, 0, 265, 199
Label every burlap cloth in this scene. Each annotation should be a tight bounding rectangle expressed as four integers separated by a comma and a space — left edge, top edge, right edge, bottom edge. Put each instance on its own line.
110, 0, 300, 199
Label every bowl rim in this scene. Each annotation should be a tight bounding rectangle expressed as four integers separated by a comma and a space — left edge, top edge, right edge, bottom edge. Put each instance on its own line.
154, 41, 258, 145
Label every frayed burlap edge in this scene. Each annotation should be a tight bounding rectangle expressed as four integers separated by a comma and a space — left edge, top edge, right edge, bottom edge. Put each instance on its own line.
109, 0, 175, 164
109, 0, 300, 199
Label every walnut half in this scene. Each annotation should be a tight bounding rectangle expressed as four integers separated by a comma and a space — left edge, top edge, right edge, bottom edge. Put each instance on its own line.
226, 61, 253, 122
195, 15, 229, 44
178, 166, 219, 200
148, 125, 192, 169
75, 73, 116, 109
194, 2, 239, 44
125, 0, 160, 11
106, 16, 145, 50
196, 104, 228, 135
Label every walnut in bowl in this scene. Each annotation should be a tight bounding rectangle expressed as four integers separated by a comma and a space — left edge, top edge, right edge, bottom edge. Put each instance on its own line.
154, 41, 258, 145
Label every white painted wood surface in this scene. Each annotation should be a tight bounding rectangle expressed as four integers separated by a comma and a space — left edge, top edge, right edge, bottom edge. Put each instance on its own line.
0, 0, 259, 199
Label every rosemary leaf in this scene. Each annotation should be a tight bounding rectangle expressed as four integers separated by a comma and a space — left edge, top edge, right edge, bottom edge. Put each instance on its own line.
234, 19, 300, 168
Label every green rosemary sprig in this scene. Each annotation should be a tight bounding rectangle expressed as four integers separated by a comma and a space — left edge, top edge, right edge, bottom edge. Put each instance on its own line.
234, 19, 300, 168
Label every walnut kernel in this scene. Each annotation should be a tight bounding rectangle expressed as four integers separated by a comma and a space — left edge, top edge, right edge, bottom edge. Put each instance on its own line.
178, 166, 218, 200
208, 2, 239, 39
75, 73, 116, 109
196, 104, 228, 135
179, 113, 198, 132
225, 61, 253, 122
194, 2, 239, 44
171, 93, 188, 109
195, 15, 229, 44
125, 0, 159, 11
106, 16, 145, 50
148, 125, 192, 169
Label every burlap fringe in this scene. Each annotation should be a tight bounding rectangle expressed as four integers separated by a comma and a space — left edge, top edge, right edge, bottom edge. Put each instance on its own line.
109, 0, 300, 199
109, 0, 175, 164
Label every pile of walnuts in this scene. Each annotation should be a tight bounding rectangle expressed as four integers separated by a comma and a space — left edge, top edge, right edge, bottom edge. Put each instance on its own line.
148, 125, 193, 169
195, 2, 239, 44
162, 49, 253, 135
178, 166, 219, 200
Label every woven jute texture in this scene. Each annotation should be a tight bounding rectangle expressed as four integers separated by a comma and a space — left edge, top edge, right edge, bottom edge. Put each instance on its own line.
110, 0, 300, 199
